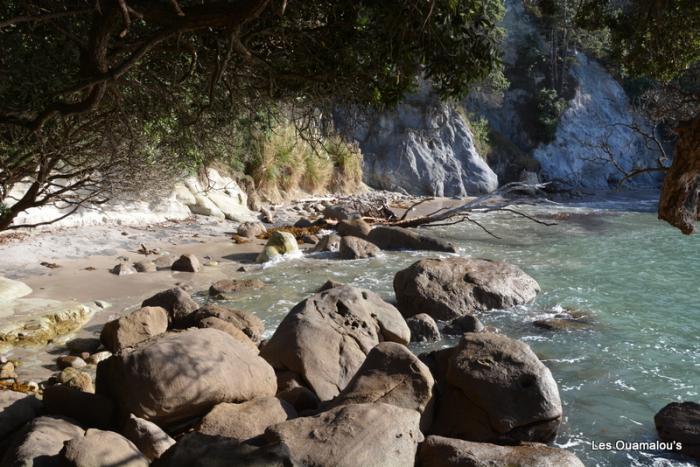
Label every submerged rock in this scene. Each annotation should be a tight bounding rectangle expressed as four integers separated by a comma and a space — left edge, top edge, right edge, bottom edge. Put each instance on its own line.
406, 314, 441, 342
96, 328, 276, 426
265, 402, 423, 467
256, 231, 299, 263
443, 314, 485, 335
655, 401, 700, 459
394, 257, 540, 320
428, 333, 562, 444
312, 233, 342, 252
260, 285, 410, 401
208, 279, 265, 300
339, 236, 381, 259
418, 435, 585, 467
368, 226, 456, 253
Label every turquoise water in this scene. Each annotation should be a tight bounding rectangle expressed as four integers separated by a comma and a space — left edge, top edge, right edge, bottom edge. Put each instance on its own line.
218, 195, 699, 466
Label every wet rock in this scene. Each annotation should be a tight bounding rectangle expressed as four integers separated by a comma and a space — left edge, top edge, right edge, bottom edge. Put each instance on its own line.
171, 254, 201, 273
66, 337, 101, 354
57, 368, 94, 393
43, 385, 115, 429
61, 428, 148, 467
301, 234, 319, 245
100, 306, 169, 353
256, 231, 299, 263
533, 318, 592, 331
208, 279, 265, 300
337, 218, 372, 239
122, 414, 176, 461
339, 236, 381, 259
655, 401, 700, 459
141, 287, 199, 327
133, 261, 157, 273
418, 435, 585, 467
311, 233, 341, 252
0, 299, 94, 347
237, 221, 267, 238
154, 432, 297, 467
265, 402, 422, 467
368, 226, 456, 253
191, 304, 265, 343
394, 257, 540, 320
197, 397, 296, 443
57, 355, 87, 370
196, 317, 258, 351
443, 314, 485, 335
316, 279, 344, 292
110, 262, 137, 276
260, 285, 410, 401
0, 390, 42, 440
328, 342, 435, 429
406, 314, 441, 342
1, 416, 84, 465
261, 207, 275, 223
96, 328, 276, 426
428, 333, 562, 443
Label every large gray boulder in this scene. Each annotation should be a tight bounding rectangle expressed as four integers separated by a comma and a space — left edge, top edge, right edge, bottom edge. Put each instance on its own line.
260, 285, 410, 401
1, 416, 84, 467
122, 414, 175, 461
96, 328, 276, 426
328, 342, 434, 430
61, 428, 149, 467
336, 85, 498, 196
394, 257, 540, 320
265, 402, 423, 467
406, 313, 441, 342
368, 226, 456, 253
0, 391, 42, 441
197, 397, 296, 443
100, 306, 168, 353
427, 333, 562, 443
418, 435, 585, 467
655, 401, 700, 459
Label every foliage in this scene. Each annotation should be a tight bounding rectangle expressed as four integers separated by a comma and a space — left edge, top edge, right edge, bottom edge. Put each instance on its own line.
535, 88, 567, 141
0, 0, 506, 229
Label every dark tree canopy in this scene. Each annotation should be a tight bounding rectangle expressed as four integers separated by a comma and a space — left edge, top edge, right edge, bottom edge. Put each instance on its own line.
0, 0, 505, 230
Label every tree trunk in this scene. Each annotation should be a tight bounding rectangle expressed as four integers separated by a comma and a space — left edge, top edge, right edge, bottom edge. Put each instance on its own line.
658, 113, 700, 234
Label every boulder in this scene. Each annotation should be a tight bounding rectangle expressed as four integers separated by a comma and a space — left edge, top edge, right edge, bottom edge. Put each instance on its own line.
196, 317, 258, 351
0, 391, 42, 440
1, 416, 84, 466
311, 233, 341, 252
57, 355, 87, 370
0, 299, 94, 347
100, 306, 168, 353
191, 304, 264, 343
61, 428, 148, 467
86, 351, 112, 365
197, 397, 296, 443
153, 432, 298, 467
394, 257, 540, 320
57, 368, 94, 393
256, 231, 299, 263
276, 386, 321, 413
141, 287, 199, 327
122, 414, 176, 461
260, 285, 410, 401
153, 255, 174, 270
428, 333, 562, 443
110, 263, 136, 276
265, 402, 423, 467
368, 226, 456, 253
323, 204, 358, 220
337, 218, 372, 239
339, 236, 381, 259
237, 221, 266, 238
96, 328, 276, 426
316, 279, 344, 292
293, 218, 313, 228
133, 261, 157, 273
533, 318, 592, 331
208, 279, 265, 300
655, 401, 700, 459
417, 435, 585, 467
328, 342, 434, 429
43, 385, 115, 429
171, 254, 201, 273
406, 313, 441, 342
443, 314, 485, 335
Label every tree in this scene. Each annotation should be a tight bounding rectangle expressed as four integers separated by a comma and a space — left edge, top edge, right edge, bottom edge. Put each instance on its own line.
0, 0, 505, 230
576, 0, 700, 234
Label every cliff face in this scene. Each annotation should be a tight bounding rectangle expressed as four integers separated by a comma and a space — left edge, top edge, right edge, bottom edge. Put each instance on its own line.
336, 85, 498, 197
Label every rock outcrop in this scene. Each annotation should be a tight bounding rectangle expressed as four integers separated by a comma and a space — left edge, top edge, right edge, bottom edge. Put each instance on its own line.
100, 306, 169, 352
394, 257, 540, 320
260, 285, 410, 401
